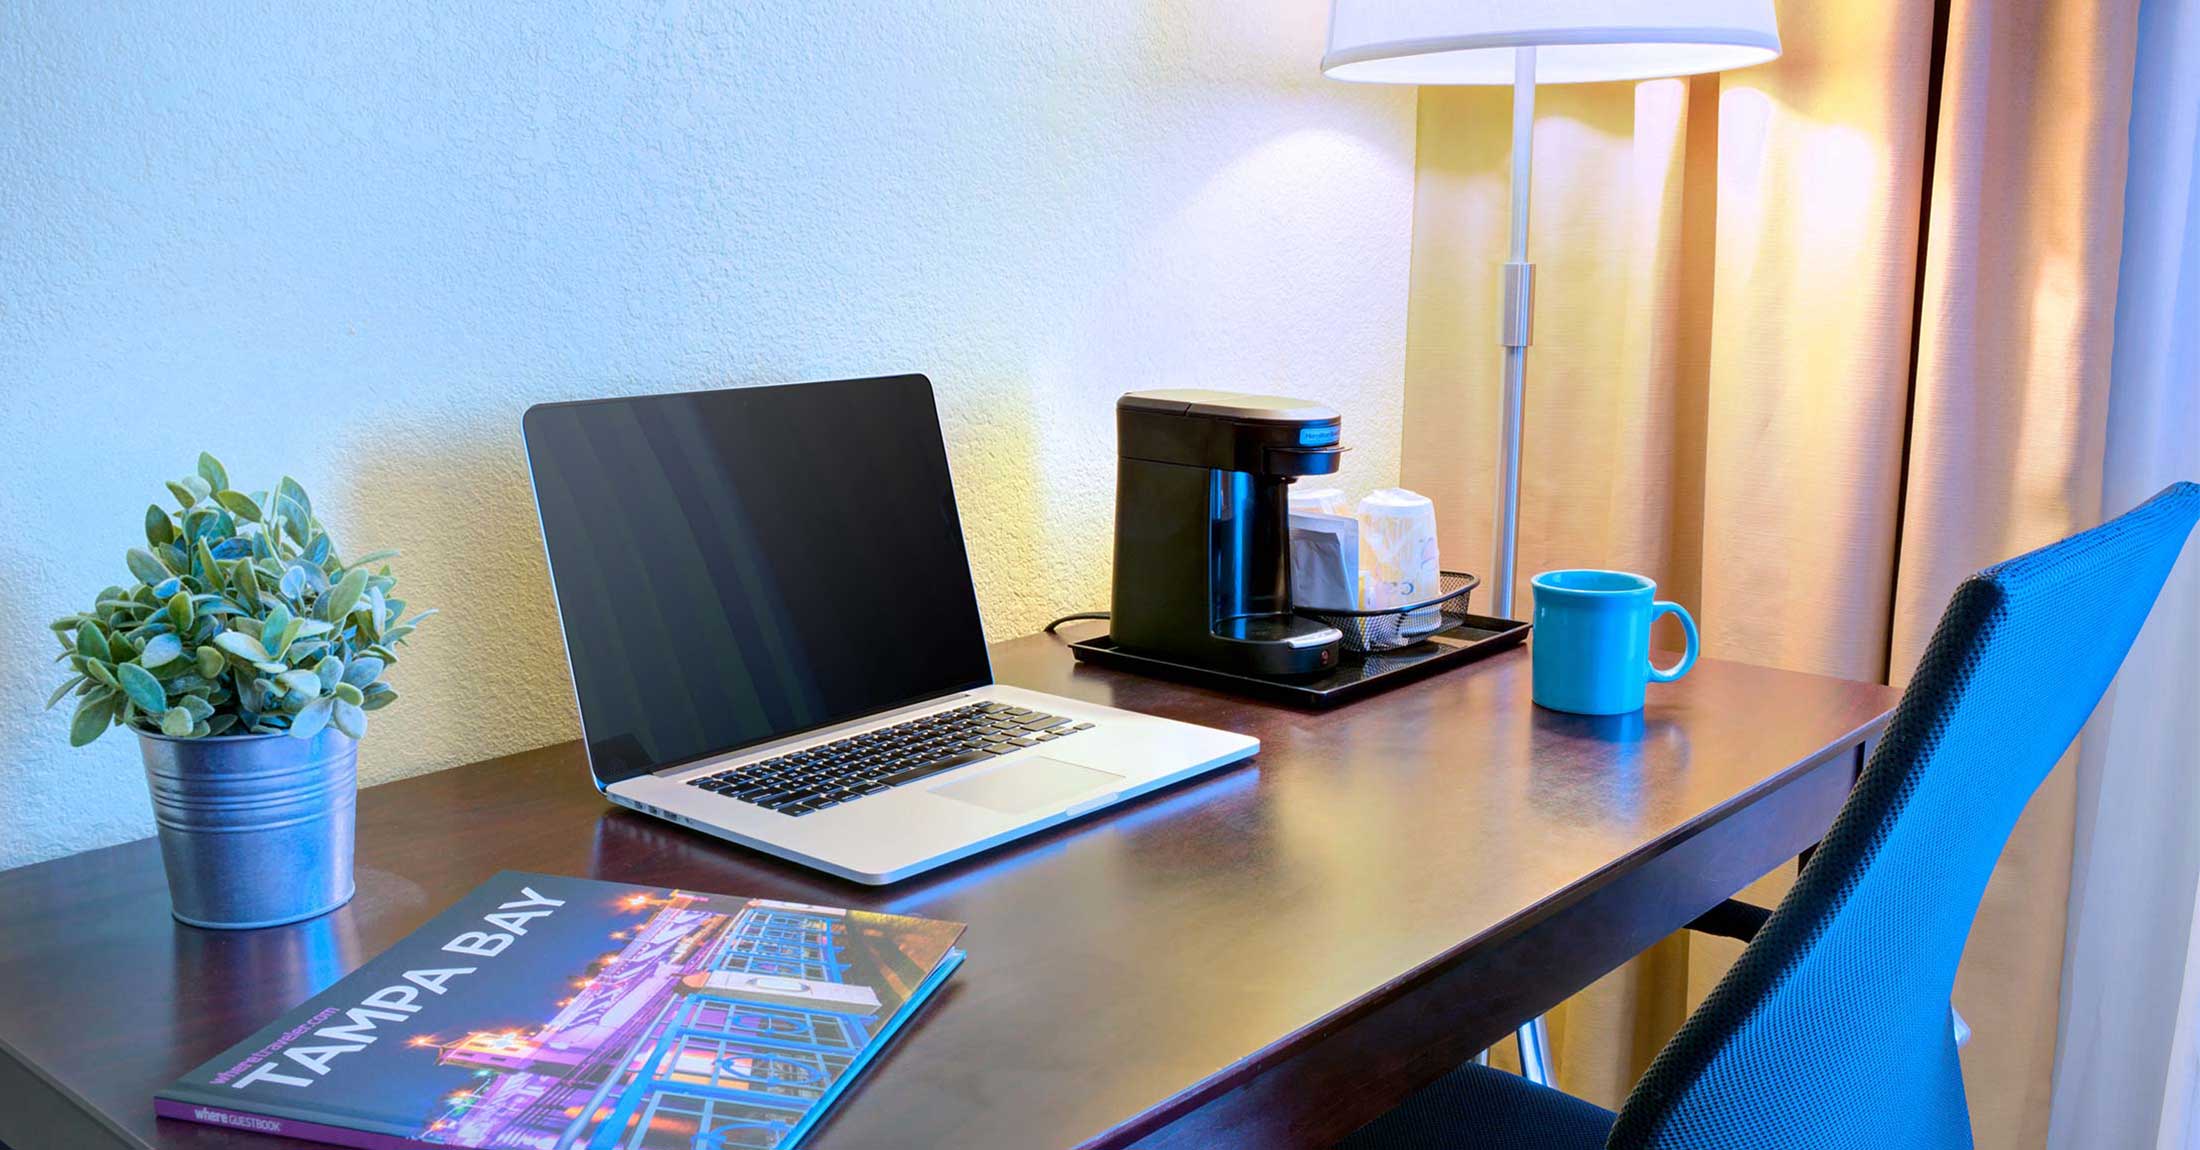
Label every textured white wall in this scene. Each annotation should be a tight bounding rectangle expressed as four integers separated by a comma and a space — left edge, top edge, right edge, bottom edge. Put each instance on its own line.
0, 2, 1415, 868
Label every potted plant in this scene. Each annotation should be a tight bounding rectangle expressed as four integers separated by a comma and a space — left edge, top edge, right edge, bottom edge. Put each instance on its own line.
48, 453, 432, 929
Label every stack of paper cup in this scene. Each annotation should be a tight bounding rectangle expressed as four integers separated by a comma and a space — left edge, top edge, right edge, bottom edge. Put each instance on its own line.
1288, 486, 1351, 516
1356, 488, 1443, 633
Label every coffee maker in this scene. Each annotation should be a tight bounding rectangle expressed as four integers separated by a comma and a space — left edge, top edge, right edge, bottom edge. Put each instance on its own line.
1109, 389, 1345, 677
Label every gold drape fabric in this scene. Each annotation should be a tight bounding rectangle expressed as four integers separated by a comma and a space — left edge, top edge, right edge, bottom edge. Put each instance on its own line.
1398, 0, 2139, 1142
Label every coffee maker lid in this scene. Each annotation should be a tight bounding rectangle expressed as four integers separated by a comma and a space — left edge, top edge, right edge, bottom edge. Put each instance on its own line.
1119, 388, 1339, 424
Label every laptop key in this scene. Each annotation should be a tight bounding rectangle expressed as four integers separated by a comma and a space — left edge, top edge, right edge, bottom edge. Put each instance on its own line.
878, 749, 991, 788
1021, 716, 1071, 731
1008, 737, 1039, 747
778, 804, 816, 817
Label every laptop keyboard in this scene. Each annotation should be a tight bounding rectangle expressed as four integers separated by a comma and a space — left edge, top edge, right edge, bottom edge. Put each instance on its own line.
684, 701, 1096, 817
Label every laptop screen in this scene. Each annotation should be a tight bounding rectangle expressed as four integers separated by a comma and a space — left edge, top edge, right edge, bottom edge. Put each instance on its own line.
523, 376, 994, 785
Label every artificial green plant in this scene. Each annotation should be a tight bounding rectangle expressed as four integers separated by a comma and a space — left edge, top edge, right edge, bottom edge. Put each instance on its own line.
48, 453, 433, 745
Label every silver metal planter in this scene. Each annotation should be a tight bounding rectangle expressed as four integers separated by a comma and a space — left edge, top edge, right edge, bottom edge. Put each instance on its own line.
137, 727, 358, 930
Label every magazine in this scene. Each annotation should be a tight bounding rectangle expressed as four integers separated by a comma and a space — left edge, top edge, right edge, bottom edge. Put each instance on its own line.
156, 872, 965, 1149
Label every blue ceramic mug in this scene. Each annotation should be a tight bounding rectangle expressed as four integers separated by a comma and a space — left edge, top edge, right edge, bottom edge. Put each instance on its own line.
1531, 570, 1699, 715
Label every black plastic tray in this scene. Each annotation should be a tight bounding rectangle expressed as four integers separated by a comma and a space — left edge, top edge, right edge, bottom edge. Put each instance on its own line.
1067, 614, 1530, 708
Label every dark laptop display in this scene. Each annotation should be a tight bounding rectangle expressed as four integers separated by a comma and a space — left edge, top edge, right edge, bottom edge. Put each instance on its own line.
523, 375, 994, 785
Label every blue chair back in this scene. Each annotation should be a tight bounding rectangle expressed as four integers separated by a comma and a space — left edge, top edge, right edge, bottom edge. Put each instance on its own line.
1608, 481, 2200, 1149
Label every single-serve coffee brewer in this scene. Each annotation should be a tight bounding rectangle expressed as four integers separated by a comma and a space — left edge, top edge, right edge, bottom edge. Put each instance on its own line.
1108, 389, 1345, 677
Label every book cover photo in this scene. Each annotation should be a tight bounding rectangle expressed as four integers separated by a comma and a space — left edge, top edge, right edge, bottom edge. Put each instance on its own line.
157, 871, 966, 1150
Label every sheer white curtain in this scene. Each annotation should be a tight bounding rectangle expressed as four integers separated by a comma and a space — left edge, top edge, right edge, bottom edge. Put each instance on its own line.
2048, 0, 2200, 1145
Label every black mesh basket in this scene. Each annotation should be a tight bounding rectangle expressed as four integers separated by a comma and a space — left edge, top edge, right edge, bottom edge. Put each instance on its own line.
1295, 571, 1480, 653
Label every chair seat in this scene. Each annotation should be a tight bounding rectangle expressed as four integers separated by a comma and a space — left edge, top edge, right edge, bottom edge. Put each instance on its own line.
1338, 1062, 1616, 1150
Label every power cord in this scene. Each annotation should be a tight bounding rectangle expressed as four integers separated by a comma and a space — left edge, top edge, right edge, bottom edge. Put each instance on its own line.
1042, 611, 1110, 634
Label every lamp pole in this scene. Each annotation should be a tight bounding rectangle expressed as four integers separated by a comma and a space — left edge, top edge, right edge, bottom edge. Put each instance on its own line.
1492, 46, 1536, 620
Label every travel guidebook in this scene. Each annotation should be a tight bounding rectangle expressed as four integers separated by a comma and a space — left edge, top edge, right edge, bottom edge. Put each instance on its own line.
157, 872, 966, 1150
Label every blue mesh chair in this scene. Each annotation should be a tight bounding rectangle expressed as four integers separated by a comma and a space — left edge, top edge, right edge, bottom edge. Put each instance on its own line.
1342, 481, 2200, 1150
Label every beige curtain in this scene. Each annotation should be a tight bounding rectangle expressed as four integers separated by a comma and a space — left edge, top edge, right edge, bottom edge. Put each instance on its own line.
1400, 0, 2139, 1142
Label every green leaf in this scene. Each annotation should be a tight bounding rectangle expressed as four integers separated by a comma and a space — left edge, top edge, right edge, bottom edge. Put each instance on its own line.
196, 452, 229, 493
315, 656, 344, 691
342, 655, 384, 687
144, 504, 176, 548
347, 549, 400, 569
277, 476, 312, 520
195, 538, 223, 590
288, 559, 331, 598
330, 699, 366, 740
161, 706, 196, 737
276, 668, 323, 697
279, 504, 308, 546
214, 489, 261, 522
69, 690, 119, 746
165, 479, 197, 509
193, 645, 226, 678
139, 633, 184, 668
83, 660, 117, 688
166, 591, 194, 631
213, 631, 270, 664
75, 622, 111, 663
116, 661, 168, 713
125, 548, 168, 587
206, 713, 239, 735
178, 694, 215, 721
228, 558, 260, 609
360, 682, 397, 711
46, 675, 86, 709
290, 696, 335, 739
332, 681, 365, 705
261, 612, 302, 662
149, 650, 192, 679
322, 567, 369, 623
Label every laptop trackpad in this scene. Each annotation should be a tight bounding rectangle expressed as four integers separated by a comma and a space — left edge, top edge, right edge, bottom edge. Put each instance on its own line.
929, 758, 1125, 815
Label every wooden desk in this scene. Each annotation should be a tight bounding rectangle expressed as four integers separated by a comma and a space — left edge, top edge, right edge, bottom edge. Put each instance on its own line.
0, 630, 1896, 1150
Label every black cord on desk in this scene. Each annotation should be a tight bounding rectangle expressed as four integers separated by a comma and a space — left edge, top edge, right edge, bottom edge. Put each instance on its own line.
1043, 611, 1110, 634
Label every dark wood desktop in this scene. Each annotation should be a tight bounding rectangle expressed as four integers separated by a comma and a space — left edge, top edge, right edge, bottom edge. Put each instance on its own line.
0, 628, 1897, 1150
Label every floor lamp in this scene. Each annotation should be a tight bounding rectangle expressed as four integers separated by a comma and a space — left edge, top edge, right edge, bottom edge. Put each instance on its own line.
1323, 0, 1782, 622
1321, 0, 1783, 1086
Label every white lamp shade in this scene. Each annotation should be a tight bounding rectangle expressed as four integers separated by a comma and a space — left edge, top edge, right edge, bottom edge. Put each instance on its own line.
1324, 0, 1780, 85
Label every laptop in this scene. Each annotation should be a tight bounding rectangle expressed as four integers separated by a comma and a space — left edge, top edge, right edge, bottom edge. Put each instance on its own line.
522, 374, 1260, 884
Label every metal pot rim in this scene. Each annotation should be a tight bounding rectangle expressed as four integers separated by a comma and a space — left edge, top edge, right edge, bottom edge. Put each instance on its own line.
132, 727, 336, 746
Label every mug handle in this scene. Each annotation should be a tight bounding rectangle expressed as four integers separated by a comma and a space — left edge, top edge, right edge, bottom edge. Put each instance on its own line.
1647, 601, 1699, 683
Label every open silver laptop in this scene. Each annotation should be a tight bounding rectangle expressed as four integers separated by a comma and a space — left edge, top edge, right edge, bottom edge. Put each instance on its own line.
522, 375, 1258, 884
